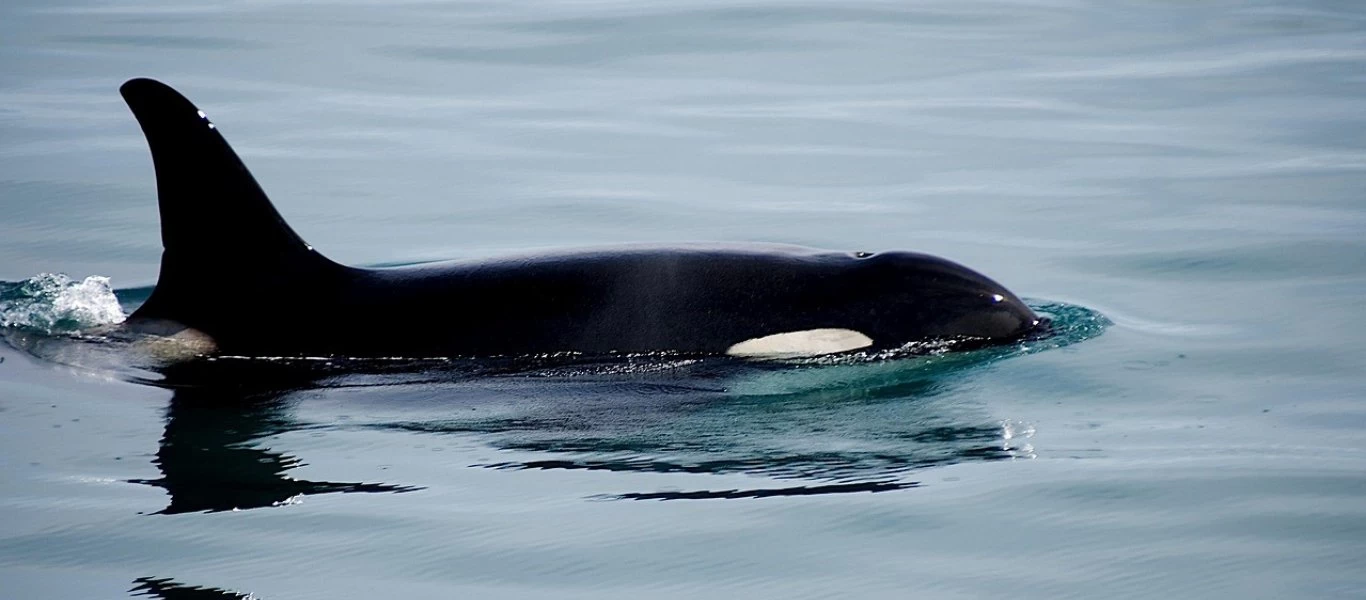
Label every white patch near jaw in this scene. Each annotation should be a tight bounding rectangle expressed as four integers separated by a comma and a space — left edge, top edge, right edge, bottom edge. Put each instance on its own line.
726, 328, 873, 358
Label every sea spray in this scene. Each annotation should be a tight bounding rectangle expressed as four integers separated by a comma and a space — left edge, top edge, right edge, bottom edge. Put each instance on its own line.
0, 273, 126, 333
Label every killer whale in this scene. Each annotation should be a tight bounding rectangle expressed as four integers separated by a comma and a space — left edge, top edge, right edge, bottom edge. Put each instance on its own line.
118, 78, 1040, 359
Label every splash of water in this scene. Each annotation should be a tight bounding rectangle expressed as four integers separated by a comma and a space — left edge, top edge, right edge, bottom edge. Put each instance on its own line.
0, 273, 127, 333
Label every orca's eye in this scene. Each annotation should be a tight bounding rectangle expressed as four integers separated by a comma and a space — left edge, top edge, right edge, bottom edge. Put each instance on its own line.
854, 251, 874, 258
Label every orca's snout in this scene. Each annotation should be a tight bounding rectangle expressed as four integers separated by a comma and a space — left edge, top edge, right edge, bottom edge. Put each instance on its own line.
954, 289, 1040, 341
871, 251, 1040, 342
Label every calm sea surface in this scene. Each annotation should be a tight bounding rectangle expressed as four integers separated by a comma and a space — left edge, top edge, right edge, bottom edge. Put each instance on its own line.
3, 1, 1365, 598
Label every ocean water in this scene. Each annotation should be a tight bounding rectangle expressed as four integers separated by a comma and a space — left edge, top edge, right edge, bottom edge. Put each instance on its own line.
2, 0, 1365, 598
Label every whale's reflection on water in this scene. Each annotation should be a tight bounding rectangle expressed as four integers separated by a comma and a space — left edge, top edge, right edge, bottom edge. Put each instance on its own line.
130, 576, 253, 600
115, 353, 1028, 597
124, 343, 1043, 514
127, 359, 423, 515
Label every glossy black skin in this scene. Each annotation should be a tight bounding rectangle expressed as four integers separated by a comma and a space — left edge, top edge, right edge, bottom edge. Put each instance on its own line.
118, 78, 1039, 358
158, 244, 1038, 357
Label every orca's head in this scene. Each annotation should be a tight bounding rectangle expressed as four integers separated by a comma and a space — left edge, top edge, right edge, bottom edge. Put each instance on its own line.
852, 251, 1042, 344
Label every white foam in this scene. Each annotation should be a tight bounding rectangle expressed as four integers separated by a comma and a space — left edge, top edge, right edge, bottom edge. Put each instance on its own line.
726, 328, 873, 359
0, 273, 126, 332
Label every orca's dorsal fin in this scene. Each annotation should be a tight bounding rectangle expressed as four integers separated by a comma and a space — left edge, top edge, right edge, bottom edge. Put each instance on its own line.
120, 78, 344, 328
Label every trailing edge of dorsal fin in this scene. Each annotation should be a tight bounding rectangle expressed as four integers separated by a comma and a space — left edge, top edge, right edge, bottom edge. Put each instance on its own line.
120, 78, 343, 328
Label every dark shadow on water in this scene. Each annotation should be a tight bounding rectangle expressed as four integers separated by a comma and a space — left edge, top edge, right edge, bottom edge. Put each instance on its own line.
440, 355, 1029, 497
126, 349, 1017, 508
362, 301, 1103, 499
128, 360, 421, 515
130, 577, 255, 599
596, 480, 920, 501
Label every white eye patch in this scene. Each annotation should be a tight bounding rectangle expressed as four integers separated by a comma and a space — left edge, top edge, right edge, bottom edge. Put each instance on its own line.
726, 328, 873, 359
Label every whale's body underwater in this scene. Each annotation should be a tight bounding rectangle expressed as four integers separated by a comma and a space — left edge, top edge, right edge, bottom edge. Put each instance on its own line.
116, 78, 1040, 359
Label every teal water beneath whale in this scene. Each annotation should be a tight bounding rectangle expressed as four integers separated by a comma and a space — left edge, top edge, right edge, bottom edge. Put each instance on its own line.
3, 0, 1366, 598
